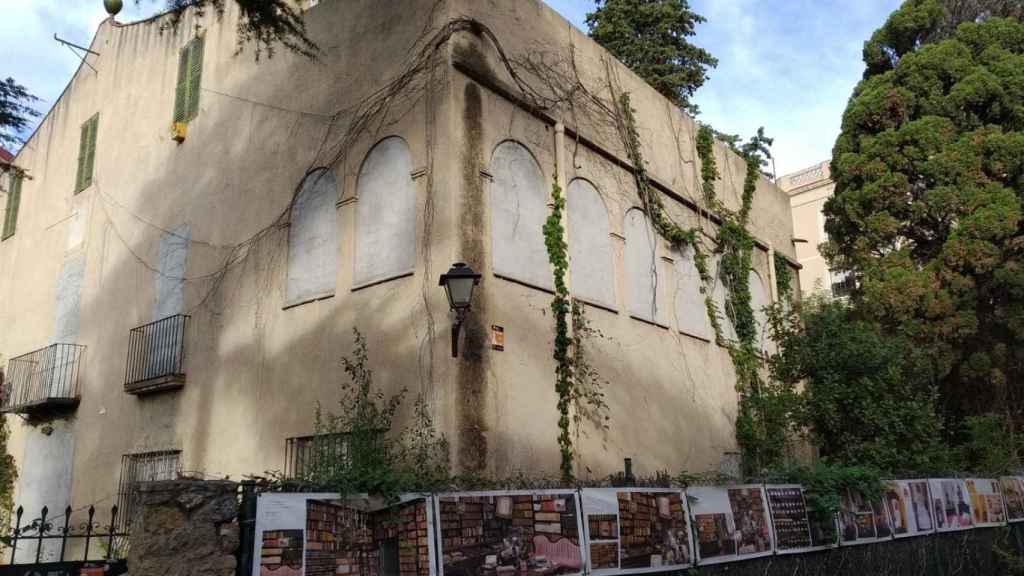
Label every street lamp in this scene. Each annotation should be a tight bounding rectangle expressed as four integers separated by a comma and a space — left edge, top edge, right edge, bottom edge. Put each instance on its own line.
439, 262, 481, 358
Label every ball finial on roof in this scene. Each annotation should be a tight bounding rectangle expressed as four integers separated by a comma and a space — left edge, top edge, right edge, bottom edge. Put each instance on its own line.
104, 0, 123, 16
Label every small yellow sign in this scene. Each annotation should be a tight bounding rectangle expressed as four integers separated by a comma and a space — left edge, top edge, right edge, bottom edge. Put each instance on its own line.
491, 325, 504, 351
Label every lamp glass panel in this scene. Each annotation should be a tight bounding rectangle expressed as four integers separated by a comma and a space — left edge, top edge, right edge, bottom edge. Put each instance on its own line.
447, 277, 476, 308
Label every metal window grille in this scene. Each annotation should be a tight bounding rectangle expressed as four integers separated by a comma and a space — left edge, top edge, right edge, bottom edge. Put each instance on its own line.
115, 450, 181, 535
831, 272, 857, 299
284, 434, 350, 480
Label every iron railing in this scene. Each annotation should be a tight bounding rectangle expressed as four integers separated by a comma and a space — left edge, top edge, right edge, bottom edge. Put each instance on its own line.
1, 343, 85, 413
7, 504, 128, 565
124, 314, 189, 391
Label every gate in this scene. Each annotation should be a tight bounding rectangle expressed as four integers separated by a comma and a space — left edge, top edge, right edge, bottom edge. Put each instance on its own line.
0, 504, 128, 576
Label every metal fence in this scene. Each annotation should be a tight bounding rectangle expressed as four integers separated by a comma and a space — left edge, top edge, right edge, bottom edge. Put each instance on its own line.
1, 343, 85, 412
6, 504, 128, 565
124, 314, 189, 389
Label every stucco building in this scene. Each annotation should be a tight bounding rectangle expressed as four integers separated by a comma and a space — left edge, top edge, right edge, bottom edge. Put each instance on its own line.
0, 0, 799, 558
777, 162, 852, 299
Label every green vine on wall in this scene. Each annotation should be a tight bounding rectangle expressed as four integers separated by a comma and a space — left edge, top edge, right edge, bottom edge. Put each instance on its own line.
613, 92, 786, 477
774, 252, 793, 300
543, 181, 575, 483
544, 181, 612, 483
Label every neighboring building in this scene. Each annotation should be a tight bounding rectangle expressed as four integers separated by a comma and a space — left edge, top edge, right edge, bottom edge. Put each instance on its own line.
777, 162, 853, 298
0, 0, 799, 559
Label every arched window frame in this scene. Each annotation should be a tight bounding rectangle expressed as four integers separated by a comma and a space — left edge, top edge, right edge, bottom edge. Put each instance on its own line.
488, 139, 553, 291
285, 167, 339, 307
566, 177, 616, 311
352, 136, 418, 289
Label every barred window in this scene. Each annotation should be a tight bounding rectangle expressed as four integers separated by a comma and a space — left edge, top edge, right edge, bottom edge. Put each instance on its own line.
116, 450, 181, 532
285, 434, 350, 480
831, 271, 856, 299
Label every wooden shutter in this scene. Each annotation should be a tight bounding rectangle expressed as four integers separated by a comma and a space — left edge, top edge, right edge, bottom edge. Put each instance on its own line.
83, 115, 98, 190
3, 174, 22, 240
75, 119, 89, 192
173, 43, 190, 123
187, 37, 204, 121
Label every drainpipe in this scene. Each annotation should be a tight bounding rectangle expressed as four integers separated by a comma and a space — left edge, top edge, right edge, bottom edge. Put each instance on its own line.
555, 121, 571, 300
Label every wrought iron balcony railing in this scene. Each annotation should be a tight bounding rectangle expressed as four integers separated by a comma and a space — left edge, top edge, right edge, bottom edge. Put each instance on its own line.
1, 343, 85, 414
124, 314, 189, 395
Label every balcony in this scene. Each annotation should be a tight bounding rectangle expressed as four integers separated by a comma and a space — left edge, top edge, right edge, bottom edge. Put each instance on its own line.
124, 314, 189, 395
1, 343, 85, 415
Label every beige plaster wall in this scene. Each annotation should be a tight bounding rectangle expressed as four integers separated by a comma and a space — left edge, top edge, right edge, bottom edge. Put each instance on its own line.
0, 0, 799, 517
779, 162, 834, 297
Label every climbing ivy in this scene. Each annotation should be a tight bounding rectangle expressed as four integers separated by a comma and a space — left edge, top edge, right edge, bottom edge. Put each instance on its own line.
613, 92, 788, 477
774, 252, 793, 299
543, 180, 613, 483
543, 181, 575, 483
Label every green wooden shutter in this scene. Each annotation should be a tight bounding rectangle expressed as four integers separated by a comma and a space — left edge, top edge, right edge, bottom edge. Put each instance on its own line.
83, 114, 98, 189
75, 119, 89, 192
187, 36, 204, 121
173, 43, 190, 123
3, 174, 22, 240
75, 115, 97, 193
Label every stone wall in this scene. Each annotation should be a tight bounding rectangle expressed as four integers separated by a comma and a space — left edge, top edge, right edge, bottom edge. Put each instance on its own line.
129, 480, 240, 576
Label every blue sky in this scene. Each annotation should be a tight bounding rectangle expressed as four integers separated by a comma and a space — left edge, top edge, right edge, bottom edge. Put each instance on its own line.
2, 0, 901, 176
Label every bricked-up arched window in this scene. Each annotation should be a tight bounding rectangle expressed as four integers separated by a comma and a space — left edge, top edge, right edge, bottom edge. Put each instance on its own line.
624, 208, 667, 324
673, 245, 712, 340
286, 168, 338, 305
353, 137, 417, 288
489, 141, 553, 291
567, 178, 615, 309
749, 269, 770, 350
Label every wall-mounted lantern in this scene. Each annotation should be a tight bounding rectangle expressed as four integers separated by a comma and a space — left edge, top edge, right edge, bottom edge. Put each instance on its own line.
439, 262, 481, 358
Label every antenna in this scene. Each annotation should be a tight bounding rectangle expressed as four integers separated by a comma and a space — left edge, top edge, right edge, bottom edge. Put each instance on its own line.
54, 34, 99, 73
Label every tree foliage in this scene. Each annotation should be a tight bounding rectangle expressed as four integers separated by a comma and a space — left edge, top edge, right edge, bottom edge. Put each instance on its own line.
141, 0, 317, 59
826, 11, 1024, 436
0, 77, 39, 151
309, 329, 449, 501
586, 0, 717, 114
863, 0, 1024, 76
769, 298, 947, 473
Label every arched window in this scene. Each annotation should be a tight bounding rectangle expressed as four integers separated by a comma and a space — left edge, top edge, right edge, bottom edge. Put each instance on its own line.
624, 208, 665, 324
673, 245, 712, 340
567, 179, 615, 309
286, 168, 338, 304
354, 137, 417, 287
749, 269, 770, 349
489, 141, 552, 290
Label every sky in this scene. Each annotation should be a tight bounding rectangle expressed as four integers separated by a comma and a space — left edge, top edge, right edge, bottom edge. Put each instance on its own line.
2, 0, 902, 176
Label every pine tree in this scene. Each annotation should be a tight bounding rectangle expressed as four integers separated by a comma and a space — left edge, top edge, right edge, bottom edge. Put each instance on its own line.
586, 0, 717, 115
826, 5, 1024, 438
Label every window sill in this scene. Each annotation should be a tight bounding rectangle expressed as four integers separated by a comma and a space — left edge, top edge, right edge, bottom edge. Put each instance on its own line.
575, 298, 618, 315
678, 328, 712, 343
351, 271, 414, 292
629, 314, 670, 330
282, 292, 335, 310
494, 273, 555, 295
